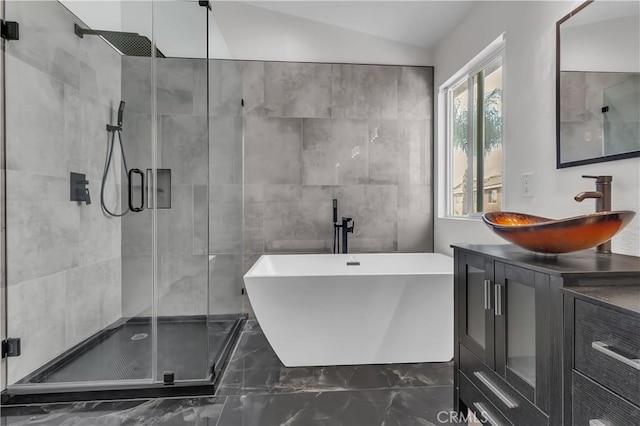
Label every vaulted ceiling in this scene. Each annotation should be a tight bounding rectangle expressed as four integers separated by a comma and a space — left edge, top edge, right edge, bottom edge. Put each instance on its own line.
60, 1, 475, 59
245, 1, 475, 50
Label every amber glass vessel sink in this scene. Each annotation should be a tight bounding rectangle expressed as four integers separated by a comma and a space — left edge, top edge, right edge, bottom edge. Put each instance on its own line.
482, 211, 636, 254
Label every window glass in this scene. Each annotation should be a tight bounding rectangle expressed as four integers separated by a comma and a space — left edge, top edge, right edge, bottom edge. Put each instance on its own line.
447, 54, 503, 217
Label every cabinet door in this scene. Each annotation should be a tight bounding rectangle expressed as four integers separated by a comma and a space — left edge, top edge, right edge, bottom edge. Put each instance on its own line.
458, 252, 495, 369
494, 262, 550, 414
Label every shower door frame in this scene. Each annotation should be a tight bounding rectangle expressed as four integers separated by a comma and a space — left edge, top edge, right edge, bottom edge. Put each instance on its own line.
1, 0, 8, 396
0, 0, 243, 404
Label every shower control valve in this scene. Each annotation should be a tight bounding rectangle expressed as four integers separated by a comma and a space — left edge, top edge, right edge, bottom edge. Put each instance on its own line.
70, 172, 91, 205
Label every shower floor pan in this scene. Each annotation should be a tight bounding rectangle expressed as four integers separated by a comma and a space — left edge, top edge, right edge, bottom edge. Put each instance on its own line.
4, 315, 244, 403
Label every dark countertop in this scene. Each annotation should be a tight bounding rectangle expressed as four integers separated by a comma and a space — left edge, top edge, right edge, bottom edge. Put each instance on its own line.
563, 285, 640, 316
451, 244, 640, 278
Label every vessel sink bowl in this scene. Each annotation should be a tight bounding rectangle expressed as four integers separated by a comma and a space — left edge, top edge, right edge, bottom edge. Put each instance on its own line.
482, 211, 636, 254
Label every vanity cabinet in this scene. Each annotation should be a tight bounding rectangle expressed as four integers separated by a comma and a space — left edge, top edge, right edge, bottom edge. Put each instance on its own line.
563, 287, 640, 425
453, 244, 640, 426
456, 249, 550, 425
457, 252, 495, 368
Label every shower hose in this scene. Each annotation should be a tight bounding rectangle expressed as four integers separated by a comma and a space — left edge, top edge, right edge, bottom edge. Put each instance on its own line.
101, 128, 130, 217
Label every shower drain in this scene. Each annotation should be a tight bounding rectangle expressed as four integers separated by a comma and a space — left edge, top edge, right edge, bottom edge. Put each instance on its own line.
130, 333, 148, 341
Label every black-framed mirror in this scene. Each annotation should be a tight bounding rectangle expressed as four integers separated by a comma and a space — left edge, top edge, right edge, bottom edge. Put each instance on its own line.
556, 0, 640, 168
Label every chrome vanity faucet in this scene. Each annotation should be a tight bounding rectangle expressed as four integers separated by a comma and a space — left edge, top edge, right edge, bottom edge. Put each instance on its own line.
574, 175, 612, 253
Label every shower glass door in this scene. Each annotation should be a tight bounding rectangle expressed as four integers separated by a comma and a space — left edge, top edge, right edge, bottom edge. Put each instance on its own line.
152, 0, 212, 383
150, 1, 246, 384
4, 0, 155, 388
3, 0, 244, 394
206, 7, 245, 381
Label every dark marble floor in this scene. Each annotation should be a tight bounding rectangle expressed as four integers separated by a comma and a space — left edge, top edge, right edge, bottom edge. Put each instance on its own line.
1, 321, 455, 425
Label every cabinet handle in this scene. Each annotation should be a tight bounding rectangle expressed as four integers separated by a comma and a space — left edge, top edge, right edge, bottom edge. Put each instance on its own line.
588, 420, 608, 426
473, 402, 505, 426
473, 371, 518, 409
494, 284, 502, 316
484, 280, 491, 310
592, 341, 640, 371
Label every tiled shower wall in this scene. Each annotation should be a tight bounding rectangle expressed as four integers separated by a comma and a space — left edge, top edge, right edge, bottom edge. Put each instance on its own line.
239, 61, 433, 268
4, 1, 122, 383
121, 57, 243, 318
560, 71, 640, 163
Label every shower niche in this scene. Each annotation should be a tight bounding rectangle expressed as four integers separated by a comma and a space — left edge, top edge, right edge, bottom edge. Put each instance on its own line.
1, 0, 244, 402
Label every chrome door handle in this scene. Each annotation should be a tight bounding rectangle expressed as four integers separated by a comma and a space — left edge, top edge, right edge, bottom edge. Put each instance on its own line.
473, 402, 505, 426
494, 284, 502, 316
473, 371, 518, 409
592, 341, 640, 371
588, 420, 608, 426
484, 280, 491, 310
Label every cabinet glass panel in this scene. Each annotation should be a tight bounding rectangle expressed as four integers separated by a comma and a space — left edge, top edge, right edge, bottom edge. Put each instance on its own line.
466, 265, 486, 348
507, 280, 536, 386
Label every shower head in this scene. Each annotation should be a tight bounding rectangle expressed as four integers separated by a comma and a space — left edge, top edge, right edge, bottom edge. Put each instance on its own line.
74, 24, 165, 58
117, 101, 125, 128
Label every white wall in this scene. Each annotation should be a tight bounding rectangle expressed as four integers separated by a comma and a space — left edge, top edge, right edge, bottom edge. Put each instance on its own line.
60, 0, 123, 32
434, 1, 640, 257
211, 1, 432, 65
562, 16, 640, 72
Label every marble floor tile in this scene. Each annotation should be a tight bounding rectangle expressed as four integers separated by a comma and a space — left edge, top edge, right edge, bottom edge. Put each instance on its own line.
217, 330, 453, 396
2, 397, 226, 426
217, 386, 453, 426
216, 331, 317, 396
243, 319, 262, 332
315, 362, 453, 390
2, 325, 454, 426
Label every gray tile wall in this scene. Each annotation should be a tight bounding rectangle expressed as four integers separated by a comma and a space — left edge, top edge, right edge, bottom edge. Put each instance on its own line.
240, 61, 434, 271
4, 1, 122, 384
121, 58, 244, 318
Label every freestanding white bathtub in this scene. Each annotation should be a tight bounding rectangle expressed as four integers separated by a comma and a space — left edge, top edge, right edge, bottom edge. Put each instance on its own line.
243, 253, 454, 367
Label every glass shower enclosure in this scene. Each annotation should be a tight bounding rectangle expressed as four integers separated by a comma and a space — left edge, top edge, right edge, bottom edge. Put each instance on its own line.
2, 0, 244, 399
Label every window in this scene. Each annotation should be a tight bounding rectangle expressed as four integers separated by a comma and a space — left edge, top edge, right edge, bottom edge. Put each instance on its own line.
445, 44, 504, 217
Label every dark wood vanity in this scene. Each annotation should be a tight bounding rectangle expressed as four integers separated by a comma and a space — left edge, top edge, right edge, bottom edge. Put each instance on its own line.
452, 244, 640, 425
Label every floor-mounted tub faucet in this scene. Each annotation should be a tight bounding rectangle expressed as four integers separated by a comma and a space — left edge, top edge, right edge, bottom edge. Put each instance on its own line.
332, 199, 355, 253
574, 175, 612, 253
341, 217, 354, 254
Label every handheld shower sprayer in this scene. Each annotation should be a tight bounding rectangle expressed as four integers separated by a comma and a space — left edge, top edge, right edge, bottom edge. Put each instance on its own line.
101, 100, 133, 217
117, 101, 125, 128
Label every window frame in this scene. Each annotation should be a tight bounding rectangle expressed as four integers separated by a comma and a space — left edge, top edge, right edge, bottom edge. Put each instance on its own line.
442, 35, 506, 219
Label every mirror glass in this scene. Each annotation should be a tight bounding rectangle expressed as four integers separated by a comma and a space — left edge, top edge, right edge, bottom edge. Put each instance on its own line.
557, 0, 640, 167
